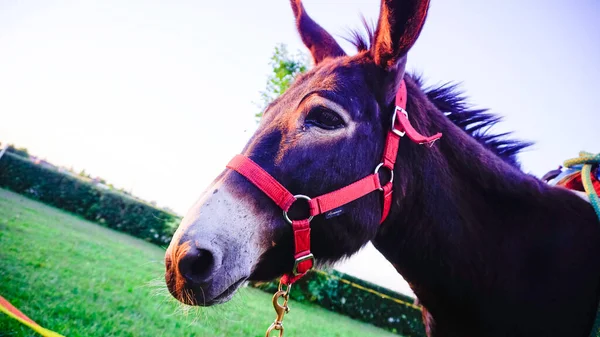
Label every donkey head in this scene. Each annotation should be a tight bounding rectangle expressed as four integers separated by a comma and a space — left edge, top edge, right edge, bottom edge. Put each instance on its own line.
165, 0, 430, 306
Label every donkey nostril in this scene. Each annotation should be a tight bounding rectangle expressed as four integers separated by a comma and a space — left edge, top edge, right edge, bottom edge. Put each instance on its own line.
178, 248, 215, 285
191, 249, 214, 276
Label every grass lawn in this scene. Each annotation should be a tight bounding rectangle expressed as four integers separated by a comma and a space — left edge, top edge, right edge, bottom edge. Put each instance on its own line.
0, 189, 398, 337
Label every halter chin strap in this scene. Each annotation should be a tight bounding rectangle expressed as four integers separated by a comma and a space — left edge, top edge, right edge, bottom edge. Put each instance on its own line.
226, 79, 442, 285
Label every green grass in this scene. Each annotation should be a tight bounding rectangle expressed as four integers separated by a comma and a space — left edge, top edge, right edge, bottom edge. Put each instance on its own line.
0, 189, 398, 337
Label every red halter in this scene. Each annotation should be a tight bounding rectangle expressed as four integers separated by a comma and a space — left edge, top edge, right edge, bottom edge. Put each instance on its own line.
226, 79, 442, 284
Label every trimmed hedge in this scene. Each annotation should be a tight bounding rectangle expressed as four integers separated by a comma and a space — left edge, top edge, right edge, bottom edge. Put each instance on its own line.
251, 269, 426, 336
0, 153, 179, 245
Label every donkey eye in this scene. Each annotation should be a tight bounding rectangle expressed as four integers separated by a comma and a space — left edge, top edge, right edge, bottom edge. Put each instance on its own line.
305, 107, 345, 130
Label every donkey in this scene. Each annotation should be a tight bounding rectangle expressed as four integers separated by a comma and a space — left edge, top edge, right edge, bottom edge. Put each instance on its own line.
165, 0, 600, 336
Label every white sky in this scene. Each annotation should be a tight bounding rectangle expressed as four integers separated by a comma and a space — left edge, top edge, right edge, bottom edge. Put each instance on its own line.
1, 0, 598, 295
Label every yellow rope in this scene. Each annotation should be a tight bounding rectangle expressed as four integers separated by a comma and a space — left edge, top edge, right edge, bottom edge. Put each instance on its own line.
313, 270, 422, 311
563, 151, 600, 222
0, 298, 65, 337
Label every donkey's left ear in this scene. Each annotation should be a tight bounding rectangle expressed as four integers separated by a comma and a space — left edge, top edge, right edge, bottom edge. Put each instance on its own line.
370, 0, 430, 101
291, 0, 346, 65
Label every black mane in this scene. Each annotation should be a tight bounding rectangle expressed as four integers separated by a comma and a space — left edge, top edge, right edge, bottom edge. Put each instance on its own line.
419, 79, 532, 167
347, 23, 531, 167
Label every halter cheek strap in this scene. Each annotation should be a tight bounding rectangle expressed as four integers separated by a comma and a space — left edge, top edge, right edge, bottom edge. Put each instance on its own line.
226, 79, 442, 284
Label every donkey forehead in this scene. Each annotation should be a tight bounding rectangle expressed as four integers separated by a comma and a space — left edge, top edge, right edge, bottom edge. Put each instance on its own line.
269, 57, 376, 119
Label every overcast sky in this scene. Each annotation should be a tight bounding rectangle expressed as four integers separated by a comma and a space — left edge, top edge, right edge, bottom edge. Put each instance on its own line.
1, 0, 598, 295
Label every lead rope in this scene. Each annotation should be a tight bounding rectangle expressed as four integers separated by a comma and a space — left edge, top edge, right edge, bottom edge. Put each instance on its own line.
562, 152, 600, 337
563, 152, 600, 337
0, 295, 65, 337
563, 152, 600, 222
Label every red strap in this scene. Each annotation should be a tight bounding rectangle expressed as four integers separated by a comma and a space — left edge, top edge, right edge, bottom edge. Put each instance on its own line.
308, 175, 381, 215
292, 219, 311, 263
382, 131, 401, 168
226, 155, 296, 211
381, 182, 394, 224
395, 113, 442, 146
281, 219, 313, 285
393, 79, 441, 146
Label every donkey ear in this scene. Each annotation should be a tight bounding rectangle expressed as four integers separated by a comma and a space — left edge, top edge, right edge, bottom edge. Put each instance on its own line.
371, 0, 430, 70
290, 0, 346, 64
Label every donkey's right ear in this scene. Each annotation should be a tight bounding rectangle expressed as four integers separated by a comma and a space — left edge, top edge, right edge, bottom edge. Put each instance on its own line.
370, 0, 430, 103
371, 0, 430, 70
290, 0, 346, 65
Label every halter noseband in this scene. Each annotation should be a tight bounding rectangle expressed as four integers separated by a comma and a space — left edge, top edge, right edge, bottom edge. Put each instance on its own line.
226, 79, 442, 285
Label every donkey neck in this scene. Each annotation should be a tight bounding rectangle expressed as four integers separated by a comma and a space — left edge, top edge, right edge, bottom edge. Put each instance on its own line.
373, 77, 536, 280
371, 77, 600, 334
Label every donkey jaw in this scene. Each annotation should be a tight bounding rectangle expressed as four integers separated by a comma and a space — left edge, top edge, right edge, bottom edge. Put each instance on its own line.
164, 180, 267, 306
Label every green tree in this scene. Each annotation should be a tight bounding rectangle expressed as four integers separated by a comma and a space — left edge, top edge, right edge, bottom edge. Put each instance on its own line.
257, 44, 308, 121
